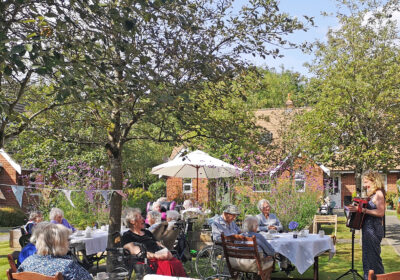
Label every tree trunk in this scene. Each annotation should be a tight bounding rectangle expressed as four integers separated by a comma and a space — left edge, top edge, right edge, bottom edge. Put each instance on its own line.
355, 167, 363, 197
105, 105, 124, 272
106, 147, 123, 272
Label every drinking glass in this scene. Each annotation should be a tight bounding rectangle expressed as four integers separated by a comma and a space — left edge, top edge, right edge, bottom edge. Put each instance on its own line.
318, 230, 325, 237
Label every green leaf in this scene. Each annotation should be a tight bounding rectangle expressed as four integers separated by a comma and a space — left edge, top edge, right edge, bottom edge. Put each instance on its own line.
4, 65, 12, 76
11, 45, 25, 54
24, 44, 33, 52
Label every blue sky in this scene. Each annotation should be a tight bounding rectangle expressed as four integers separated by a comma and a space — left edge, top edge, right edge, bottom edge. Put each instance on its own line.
237, 0, 340, 76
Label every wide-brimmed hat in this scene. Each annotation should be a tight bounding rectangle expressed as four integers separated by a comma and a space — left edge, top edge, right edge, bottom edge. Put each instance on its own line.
223, 204, 240, 215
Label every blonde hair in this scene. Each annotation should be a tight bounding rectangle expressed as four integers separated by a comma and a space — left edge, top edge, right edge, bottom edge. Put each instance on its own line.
35, 223, 71, 256
363, 170, 386, 197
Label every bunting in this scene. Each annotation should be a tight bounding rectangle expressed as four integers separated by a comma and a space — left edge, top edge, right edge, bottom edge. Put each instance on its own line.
40, 188, 52, 206
101, 190, 112, 207
115, 190, 127, 198
62, 190, 75, 208
11, 185, 25, 207
0, 189, 5, 200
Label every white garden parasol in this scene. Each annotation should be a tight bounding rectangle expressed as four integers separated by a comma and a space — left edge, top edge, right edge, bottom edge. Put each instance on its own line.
151, 150, 242, 201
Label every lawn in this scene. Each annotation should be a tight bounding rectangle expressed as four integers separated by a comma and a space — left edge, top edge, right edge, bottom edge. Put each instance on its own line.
1, 214, 399, 280
0, 241, 14, 280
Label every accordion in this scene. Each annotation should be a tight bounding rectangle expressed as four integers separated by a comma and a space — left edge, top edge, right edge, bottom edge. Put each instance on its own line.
345, 198, 369, 230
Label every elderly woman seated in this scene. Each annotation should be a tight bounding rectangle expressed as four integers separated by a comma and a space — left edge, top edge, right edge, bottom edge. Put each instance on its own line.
24, 211, 43, 235
166, 210, 180, 230
256, 199, 283, 232
50, 207, 76, 232
121, 208, 186, 277
18, 222, 91, 280
147, 210, 162, 232
241, 216, 275, 257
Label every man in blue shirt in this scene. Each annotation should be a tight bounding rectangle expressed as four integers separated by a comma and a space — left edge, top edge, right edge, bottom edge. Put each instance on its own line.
211, 204, 241, 242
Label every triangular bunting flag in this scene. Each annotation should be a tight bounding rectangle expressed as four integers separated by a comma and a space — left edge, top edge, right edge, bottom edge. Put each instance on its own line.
85, 190, 94, 203
100, 190, 112, 206
40, 188, 52, 206
0, 189, 6, 200
11, 185, 25, 207
115, 190, 127, 198
62, 190, 75, 208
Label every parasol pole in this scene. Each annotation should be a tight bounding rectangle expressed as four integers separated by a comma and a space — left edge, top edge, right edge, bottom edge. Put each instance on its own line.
196, 167, 199, 202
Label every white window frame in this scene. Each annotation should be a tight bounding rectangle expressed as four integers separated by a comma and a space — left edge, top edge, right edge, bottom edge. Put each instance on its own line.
295, 171, 306, 192
253, 177, 272, 193
183, 179, 192, 193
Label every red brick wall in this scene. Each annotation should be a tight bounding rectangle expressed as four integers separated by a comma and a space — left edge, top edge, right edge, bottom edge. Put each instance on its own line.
166, 177, 210, 204
0, 154, 29, 209
387, 173, 399, 194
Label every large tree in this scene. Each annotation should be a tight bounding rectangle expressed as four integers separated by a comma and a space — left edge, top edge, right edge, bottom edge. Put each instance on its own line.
37, 0, 312, 268
0, 1, 75, 148
297, 0, 400, 193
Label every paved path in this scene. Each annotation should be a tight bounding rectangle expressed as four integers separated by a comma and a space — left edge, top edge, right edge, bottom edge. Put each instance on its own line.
382, 214, 400, 255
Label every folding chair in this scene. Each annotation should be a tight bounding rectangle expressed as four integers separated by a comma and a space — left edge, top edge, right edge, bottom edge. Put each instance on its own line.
368, 269, 400, 280
7, 268, 63, 280
313, 215, 337, 244
221, 233, 275, 280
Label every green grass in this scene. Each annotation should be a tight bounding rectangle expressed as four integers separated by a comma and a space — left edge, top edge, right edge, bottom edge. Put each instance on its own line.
385, 210, 397, 216
183, 242, 400, 280
0, 241, 14, 280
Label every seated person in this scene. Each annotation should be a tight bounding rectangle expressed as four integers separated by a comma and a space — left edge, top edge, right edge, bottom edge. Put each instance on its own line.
50, 207, 76, 232
181, 200, 203, 219
211, 204, 241, 242
122, 208, 186, 277
151, 201, 167, 221
241, 216, 275, 257
18, 222, 91, 280
147, 210, 162, 232
17, 222, 48, 266
256, 199, 283, 232
24, 211, 43, 235
166, 210, 180, 230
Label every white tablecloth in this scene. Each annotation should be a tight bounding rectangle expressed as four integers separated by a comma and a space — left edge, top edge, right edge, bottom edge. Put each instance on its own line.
70, 230, 109, 255
260, 232, 335, 274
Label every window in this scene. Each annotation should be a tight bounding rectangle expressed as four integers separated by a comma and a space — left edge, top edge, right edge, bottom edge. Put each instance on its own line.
182, 179, 192, 193
295, 171, 306, 192
253, 177, 272, 192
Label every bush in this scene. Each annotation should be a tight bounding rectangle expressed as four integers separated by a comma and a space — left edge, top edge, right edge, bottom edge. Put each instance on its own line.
124, 188, 154, 214
386, 192, 398, 209
148, 181, 166, 200
0, 207, 26, 227
266, 179, 320, 231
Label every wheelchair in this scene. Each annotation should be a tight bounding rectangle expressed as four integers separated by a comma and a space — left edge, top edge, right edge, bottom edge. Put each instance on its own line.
106, 232, 155, 280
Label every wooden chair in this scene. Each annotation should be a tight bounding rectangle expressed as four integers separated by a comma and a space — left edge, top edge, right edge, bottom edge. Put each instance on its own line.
368, 269, 400, 280
7, 269, 63, 280
221, 233, 274, 280
7, 251, 20, 273
313, 215, 337, 244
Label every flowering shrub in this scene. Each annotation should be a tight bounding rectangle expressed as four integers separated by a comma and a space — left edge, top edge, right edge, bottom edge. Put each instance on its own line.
288, 221, 298, 231
228, 149, 321, 232
26, 159, 128, 228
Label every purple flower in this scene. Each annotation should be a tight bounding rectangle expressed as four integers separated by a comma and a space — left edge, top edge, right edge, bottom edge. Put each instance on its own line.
288, 221, 298, 230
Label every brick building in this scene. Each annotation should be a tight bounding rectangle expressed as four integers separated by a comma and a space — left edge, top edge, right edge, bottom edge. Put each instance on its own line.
0, 149, 31, 209
166, 100, 400, 207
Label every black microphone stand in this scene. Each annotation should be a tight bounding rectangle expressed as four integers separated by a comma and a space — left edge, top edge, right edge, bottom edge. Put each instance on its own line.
335, 228, 363, 280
